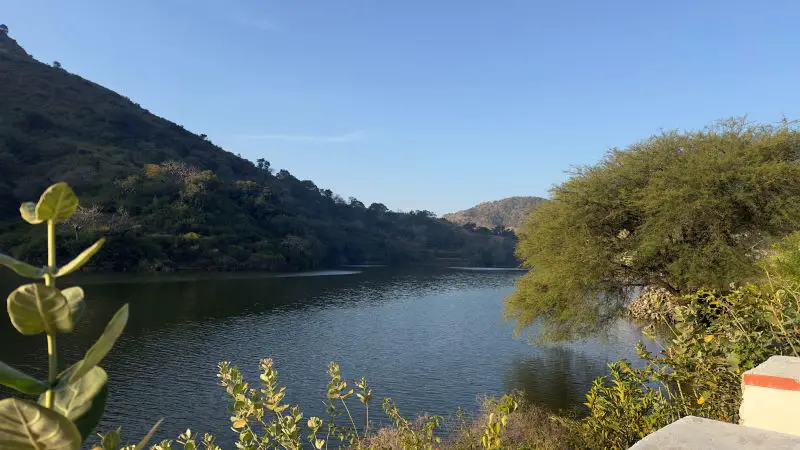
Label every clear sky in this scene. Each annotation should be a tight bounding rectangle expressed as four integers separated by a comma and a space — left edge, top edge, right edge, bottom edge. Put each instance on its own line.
3, 1, 800, 214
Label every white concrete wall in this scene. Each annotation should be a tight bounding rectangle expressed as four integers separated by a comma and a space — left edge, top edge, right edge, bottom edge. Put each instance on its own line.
739, 355, 800, 436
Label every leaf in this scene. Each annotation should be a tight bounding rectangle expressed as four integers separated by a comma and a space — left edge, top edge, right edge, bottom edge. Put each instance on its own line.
0, 360, 47, 395
35, 182, 79, 223
40, 366, 108, 441
98, 427, 122, 450
7, 283, 73, 335
56, 239, 105, 277
0, 397, 82, 450
20, 202, 42, 225
0, 254, 45, 279
64, 304, 128, 384
62, 286, 86, 324
136, 418, 164, 450
74, 383, 108, 442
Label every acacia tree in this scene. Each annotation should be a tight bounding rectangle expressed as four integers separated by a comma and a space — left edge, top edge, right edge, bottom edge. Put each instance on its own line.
507, 119, 800, 339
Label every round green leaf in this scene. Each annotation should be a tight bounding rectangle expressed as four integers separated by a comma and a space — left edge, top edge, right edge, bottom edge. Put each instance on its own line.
40, 367, 108, 441
66, 304, 128, 384
0, 360, 47, 395
43, 366, 106, 419
0, 254, 45, 279
19, 202, 42, 225
7, 283, 73, 335
35, 182, 79, 223
74, 383, 108, 442
0, 398, 81, 450
62, 286, 85, 325
56, 239, 105, 277
99, 428, 122, 450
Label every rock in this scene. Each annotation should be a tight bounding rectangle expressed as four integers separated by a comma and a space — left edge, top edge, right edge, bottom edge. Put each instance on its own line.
628, 285, 675, 321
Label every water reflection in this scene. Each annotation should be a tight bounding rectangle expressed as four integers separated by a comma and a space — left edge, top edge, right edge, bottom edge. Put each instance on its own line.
503, 319, 663, 414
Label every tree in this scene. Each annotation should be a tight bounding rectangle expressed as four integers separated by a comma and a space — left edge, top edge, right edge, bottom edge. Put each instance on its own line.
368, 202, 388, 214
507, 119, 800, 340
256, 158, 272, 174
0, 24, 8, 35
52, 61, 62, 69
349, 197, 365, 208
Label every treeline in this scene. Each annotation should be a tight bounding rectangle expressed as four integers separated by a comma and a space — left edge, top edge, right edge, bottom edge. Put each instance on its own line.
0, 160, 517, 272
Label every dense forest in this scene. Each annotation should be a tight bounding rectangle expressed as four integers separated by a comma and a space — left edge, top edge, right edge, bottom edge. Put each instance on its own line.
444, 196, 546, 230
0, 30, 517, 272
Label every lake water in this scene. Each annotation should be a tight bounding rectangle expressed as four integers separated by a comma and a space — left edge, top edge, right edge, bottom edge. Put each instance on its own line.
0, 267, 656, 445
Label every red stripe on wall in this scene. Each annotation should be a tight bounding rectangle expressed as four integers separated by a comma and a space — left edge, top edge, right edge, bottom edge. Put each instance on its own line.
743, 374, 800, 391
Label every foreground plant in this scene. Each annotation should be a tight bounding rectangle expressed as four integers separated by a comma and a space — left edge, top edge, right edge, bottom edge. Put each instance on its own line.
580, 264, 800, 448
213, 359, 455, 450
0, 182, 160, 450
479, 395, 518, 450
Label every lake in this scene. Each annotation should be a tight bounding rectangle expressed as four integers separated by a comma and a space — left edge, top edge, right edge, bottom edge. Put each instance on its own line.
0, 267, 656, 445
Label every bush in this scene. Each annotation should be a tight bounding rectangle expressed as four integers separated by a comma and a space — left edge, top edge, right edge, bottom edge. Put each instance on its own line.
579, 240, 800, 448
446, 395, 578, 450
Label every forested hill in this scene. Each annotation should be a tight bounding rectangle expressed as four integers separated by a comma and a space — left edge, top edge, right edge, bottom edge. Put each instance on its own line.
0, 30, 517, 271
444, 196, 546, 230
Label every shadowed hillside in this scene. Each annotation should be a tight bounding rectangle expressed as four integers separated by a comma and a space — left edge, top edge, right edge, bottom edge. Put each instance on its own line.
0, 29, 517, 271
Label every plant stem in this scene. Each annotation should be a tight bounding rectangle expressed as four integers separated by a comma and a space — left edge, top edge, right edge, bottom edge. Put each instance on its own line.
44, 219, 57, 409
47, 220, 56, 278
340, 398, 359, 440
45, 334, 56, 408
365, 404, 369, 436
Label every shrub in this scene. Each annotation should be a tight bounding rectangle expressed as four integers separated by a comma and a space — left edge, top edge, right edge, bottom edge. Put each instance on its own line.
579, 257, 800, 448
446, 395, 577, 450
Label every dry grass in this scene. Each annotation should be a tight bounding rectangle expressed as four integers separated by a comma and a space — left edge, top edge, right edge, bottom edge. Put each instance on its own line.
362, 396, 582, 450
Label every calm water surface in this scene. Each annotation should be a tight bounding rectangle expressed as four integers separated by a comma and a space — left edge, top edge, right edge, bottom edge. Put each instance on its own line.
0, 267, 656, 445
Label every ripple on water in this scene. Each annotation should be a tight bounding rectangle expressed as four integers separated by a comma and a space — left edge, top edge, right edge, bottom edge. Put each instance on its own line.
0, 268, 654, 445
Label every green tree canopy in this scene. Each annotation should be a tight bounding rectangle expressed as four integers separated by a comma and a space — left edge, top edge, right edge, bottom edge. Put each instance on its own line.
507, 119, 800, 339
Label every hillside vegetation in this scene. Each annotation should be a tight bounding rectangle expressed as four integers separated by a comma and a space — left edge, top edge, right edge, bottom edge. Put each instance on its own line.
0, 31, 516, 271
443, 196, 545, 230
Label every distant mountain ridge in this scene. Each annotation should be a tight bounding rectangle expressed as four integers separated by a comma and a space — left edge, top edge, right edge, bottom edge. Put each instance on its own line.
444, 196, 546, 230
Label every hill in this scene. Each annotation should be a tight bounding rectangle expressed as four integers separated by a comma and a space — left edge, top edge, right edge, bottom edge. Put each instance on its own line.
0, 29, 517, 271
444, 196, 546, 230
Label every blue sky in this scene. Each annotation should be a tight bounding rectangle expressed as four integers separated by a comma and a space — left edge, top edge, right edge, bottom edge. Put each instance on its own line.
3, 1, 800, 214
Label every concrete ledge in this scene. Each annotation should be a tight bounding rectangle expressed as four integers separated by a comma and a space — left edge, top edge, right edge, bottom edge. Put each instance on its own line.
629, 416, 800, 449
